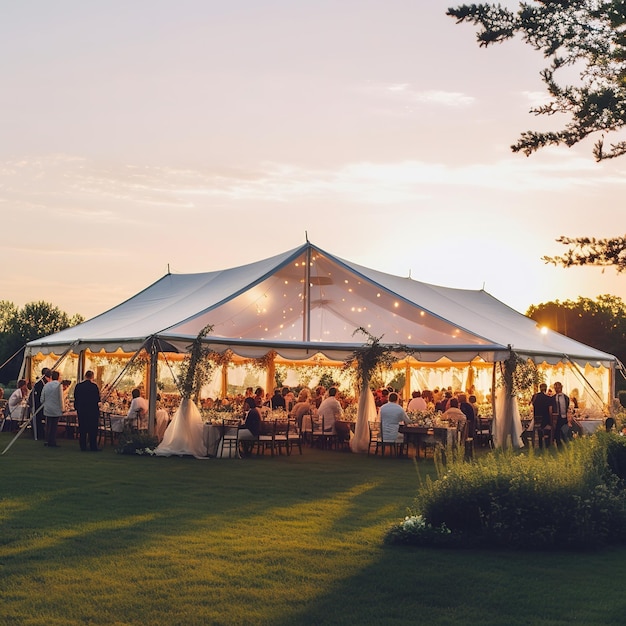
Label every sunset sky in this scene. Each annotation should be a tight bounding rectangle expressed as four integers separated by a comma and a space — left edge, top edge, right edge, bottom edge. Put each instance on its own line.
1, 0, 624, 323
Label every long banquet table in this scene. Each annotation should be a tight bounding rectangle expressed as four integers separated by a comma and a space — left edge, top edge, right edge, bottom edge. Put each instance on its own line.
399, 424, 457, 456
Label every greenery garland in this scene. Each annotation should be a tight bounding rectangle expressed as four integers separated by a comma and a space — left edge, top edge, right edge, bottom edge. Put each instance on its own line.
179, 325, 215, 401
343, 327, 412, 387
498, 351, 544, 398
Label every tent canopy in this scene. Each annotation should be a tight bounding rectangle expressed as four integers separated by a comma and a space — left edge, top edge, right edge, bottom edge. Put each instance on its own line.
25, 242, 617, 367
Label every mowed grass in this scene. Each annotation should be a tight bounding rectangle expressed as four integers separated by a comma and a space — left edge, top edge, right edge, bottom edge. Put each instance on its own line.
2, 434, 626, 625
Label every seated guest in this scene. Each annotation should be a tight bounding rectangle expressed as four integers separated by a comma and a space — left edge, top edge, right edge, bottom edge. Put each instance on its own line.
289, 388, 313, 429
458, 393, 476, 437
282, 386, 295, 412
239, 397, 261, 456
313, 386, 326, 408
380, 392, 409, 442
317, 386, 343, 433
407, 390, 427, 412
442, 398, 467, 429
270, 387, 286, 410
254, 387, 264, 407
8, 379, 29, 420
127, 388, 148, 430
436, 391, 453, 413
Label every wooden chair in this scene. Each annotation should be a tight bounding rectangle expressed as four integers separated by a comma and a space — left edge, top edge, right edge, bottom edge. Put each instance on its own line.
98, 412, 115, 447
378, 429, 408, 457
219, 419, 241, 458
287, 418, 303, 455
273, 419, 290, 455
368, 421, 381, 455
309, 415, 326, 449
335, 420, 352, 452
0, 399, 8, 433
254, 419, 276, 456
474, 417, 494, 449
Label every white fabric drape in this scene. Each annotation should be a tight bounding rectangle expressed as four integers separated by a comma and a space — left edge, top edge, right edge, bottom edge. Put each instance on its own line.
351, 382, 377, 453
155, 398, 208, 459
493, 389, 524, 449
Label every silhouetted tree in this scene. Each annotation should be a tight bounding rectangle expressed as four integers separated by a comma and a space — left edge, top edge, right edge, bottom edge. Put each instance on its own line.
448, 1, 626, 161
543, 235, 626, 271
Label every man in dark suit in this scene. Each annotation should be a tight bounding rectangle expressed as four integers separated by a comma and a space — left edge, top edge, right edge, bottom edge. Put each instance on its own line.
551, 381, 570, 447
73, 370, 101, 451
29, 367, 51, 439
531, 383, 553, 447
531, 383, 553, 448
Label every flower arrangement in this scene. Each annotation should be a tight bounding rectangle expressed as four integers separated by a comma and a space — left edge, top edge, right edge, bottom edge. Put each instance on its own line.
203, 408, 240, 424
406, 408, 442, 427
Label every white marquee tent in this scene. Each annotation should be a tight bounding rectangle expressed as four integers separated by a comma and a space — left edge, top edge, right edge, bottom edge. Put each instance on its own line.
23, 241, 619, 448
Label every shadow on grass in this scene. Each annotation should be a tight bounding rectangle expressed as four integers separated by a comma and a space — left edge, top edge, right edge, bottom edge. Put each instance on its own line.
4, 434, 626, 625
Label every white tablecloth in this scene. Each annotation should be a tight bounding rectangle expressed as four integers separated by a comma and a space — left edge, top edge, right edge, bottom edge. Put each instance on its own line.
577, 419, 603, 435
203, 423, 239, 457
110, 415, 126, 433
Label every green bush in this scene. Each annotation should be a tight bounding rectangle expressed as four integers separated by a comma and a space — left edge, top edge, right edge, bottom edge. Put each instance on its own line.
602, 431, 626, 480
387, 436, 626, 550
115, 429, 159, 455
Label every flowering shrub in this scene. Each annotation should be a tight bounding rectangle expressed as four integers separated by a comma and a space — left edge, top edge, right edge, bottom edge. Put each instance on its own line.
385, 515, 455, 547
387, 435, 626, 550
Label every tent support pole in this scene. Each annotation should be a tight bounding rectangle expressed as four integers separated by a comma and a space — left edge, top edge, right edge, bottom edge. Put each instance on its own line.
147, 339, 159, 436
491, 362, 497, 446
404, 362, 411, 403
266, 359, 276, 395
303, 244, 311, 342
77, 350, 86, 382
221, 364, 228, 399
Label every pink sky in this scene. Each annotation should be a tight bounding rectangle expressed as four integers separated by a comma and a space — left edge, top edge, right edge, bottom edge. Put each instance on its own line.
1, 1, 624, 322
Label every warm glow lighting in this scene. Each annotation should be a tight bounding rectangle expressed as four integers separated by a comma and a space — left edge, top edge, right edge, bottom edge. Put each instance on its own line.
376, 293, 381, 298
420, 311, 425, 317
393, 302, 399, 308
540, 326, 548, 335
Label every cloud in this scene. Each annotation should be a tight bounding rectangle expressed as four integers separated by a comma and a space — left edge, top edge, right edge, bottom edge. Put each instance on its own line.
521, 90, 551, 109
356, 81, 475, 113
1, 150, 624, 227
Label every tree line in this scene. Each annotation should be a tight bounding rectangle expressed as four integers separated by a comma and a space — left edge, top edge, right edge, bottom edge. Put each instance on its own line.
0, 301, 83, 384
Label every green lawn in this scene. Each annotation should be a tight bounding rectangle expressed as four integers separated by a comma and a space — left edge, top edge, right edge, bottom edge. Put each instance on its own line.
2, 433, 626, 625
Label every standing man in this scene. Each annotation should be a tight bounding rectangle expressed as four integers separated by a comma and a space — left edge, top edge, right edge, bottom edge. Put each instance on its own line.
551, 381, 570, 447
41, 371, 63, 447
73, 370, 101, 451
29, 367, 51, 439
531, 383, 553, 447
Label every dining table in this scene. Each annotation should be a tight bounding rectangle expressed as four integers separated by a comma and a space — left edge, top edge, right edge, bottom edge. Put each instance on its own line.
399, 424, 457, 456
